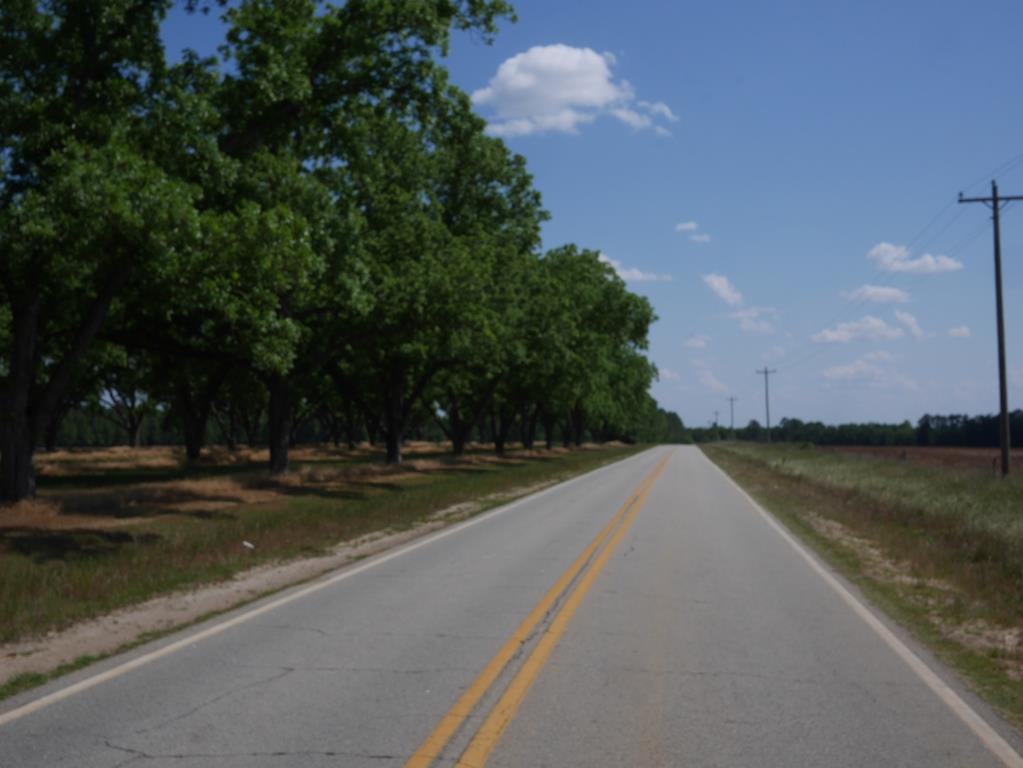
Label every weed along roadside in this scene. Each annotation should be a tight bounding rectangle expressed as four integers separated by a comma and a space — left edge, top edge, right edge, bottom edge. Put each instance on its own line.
0, 443, 646, 698
702, 441, 1023, 730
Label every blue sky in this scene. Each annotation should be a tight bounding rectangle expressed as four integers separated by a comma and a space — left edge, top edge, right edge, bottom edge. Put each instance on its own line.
163, 1, 1023, 429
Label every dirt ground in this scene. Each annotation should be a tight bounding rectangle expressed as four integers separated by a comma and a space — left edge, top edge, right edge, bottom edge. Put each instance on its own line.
817, 445, 1023, 473
3, 442, 592, 533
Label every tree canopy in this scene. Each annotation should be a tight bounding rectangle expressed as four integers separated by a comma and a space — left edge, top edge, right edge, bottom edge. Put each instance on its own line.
0, 0, 685, 502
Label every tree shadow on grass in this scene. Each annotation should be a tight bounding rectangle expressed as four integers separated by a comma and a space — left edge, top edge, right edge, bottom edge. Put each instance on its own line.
0, 527, 162, 563
50, 486, 251, 521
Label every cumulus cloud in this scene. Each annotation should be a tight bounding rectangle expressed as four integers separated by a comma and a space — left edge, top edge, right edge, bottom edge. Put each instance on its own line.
730, 307, 776, 334
949, 325, 971, 338
690, 233, 712, 244
675, 221, 698, 233
822, 351, 917, 391
812, 315, 904, 343
473, 45, 677, 137
703, 273, 743, 306
867, 242, 963, 274
684, 335, 708, 349
842, 284, 909, 304
895, 310, 926, 339
599, 253, 672, 283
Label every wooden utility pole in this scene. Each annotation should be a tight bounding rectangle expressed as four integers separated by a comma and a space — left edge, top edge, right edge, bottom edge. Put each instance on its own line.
757, 368, 776, 443
959, 181, 1022, 476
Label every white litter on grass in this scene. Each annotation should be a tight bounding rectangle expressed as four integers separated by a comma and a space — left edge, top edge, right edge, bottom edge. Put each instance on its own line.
242, 541, 255, 550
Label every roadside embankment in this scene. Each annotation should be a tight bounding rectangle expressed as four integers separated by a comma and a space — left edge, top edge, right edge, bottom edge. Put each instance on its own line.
703, 441, 1023, 730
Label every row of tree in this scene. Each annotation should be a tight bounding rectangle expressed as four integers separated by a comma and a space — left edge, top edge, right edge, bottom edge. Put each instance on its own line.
688, 412, 1023, 447
0, 1, 685, 502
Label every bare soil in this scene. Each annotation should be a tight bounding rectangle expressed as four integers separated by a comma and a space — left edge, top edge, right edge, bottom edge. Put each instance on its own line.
818, 445, 1023, 472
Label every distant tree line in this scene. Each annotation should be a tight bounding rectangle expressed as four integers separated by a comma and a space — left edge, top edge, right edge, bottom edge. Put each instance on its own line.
688, 411, 1023, 447
0, 2, 684, 502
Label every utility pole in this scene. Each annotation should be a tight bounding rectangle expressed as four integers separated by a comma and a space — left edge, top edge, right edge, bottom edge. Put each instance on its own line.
959, 181, 1022, 477
728, 396, 738, 435
713, 410, 719, 428
756, 368, 776, 443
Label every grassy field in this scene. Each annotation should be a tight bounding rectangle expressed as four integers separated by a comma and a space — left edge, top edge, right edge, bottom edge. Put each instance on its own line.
0, 442, 644, 646
703, 442, 1023, 729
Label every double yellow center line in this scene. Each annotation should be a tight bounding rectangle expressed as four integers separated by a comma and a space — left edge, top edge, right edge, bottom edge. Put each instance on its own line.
405, 451, 671, 768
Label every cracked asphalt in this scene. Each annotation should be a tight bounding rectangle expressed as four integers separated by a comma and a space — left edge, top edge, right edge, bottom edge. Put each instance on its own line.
2, 446, 1021, 766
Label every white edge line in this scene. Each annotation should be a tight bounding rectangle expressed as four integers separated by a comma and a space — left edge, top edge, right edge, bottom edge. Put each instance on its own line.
699, 449, 1023, 768
0, 447, 663, 727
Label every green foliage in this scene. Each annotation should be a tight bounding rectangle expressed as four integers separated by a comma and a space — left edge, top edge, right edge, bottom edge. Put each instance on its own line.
2, 1, 684, 503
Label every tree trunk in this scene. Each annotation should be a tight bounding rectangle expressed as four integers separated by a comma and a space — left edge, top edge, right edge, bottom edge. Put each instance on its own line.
0, 418, 36, 502
520, 405, 536, 450
381, 367, 406, 465
385, 430, 402, 464
571, 404, 585, 447
129, 417, 144, 449
181, 411, 205, 462
562, 421, 572, 448
448, 401, 468, 457
543, 413, 556, 450
268, 375, 291, 475
44, 409, 64, 452
2, 298, 41, 502
345, 405, 359, 450
176, 385, 212, 463
364, 412, 378, 446
493, 412, 509, 457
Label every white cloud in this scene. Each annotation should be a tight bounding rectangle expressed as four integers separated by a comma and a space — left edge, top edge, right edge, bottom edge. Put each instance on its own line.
842, 284, 909, 304
822, 350, 917, 391
812, 315, 904, 343
472, 45, 676, 137
638, 100, 680, 122
949, 325, 971, 338
822, 357, 884, 382
867, 242, 963, 274
675, 221, 698, 233
611, 107, 652, 130
703, 273, 743, 305
684, 334, 708, 349
730, 307, 776, 334
653, 125, 672, 138
895, 310, 925, 339
690, 233, 712, 244
599, 252, 672, 283
700, 369, 729, 394
659, 368, 681, 382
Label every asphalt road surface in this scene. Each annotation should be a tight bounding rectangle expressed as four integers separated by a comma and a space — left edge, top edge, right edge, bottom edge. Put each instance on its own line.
3, 446, 1022, 767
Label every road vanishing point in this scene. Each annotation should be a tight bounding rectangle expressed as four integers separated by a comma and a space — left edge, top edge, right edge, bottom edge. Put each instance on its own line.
3, 447, 1023, 767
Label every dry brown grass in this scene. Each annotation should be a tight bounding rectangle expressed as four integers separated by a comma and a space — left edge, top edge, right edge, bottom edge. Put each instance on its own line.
16, 442, 621, 534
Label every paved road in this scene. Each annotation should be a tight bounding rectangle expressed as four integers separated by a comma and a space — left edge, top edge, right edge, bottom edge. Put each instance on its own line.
3, 446, 1021, 767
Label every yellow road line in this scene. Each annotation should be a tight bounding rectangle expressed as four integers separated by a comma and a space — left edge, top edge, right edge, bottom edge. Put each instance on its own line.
404, 452, 671, 768
454, 452, 670, 768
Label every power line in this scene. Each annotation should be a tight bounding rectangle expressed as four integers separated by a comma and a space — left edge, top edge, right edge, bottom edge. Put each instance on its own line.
958, 180, 1023, 477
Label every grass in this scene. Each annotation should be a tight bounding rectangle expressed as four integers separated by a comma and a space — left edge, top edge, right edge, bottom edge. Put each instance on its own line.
702, 442, 1023, 730
0, 443, 645, 646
